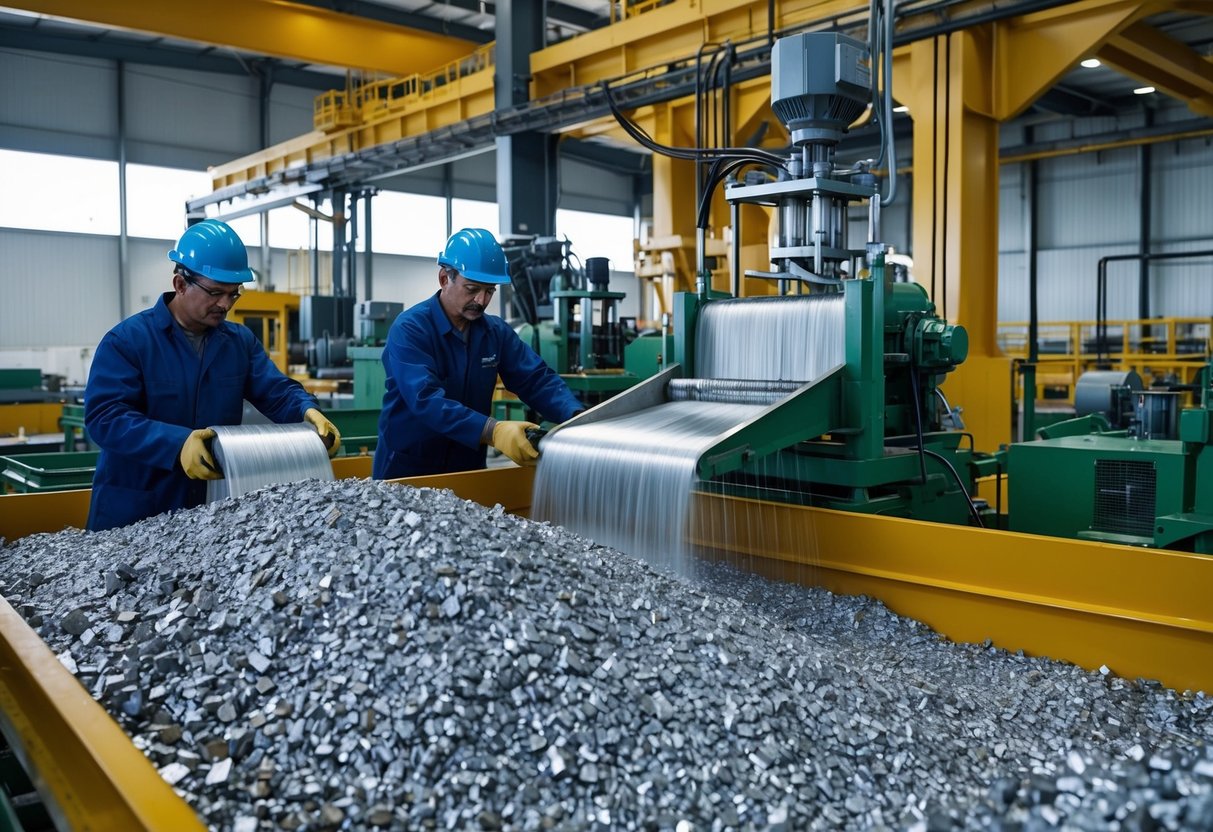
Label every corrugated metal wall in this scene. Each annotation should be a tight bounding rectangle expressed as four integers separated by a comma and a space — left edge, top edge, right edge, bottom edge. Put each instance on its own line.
0, 47, 643, 360
997, 108, 1213, 326
0, 227, 118, 348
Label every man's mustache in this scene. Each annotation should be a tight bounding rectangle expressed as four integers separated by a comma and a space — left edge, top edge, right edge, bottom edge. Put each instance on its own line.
463, 303, 485, 314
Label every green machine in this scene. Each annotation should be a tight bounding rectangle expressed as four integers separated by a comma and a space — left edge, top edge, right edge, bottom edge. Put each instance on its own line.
1008, 362, 1213, 552
506, 237, 668, 407
555, 31, 985, 527
349, 300, 403, 410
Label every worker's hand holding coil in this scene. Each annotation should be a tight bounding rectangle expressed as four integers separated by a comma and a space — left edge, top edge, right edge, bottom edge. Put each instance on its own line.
180, 428, 222, 480
491, 421, 541, 467
304, 408, 342, 458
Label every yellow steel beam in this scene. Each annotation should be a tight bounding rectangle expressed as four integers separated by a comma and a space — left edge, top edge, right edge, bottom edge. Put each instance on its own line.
1099, 21, 1213, 116
210, 67, 495, 191
208, 0, 865, 191
530, 0, 869, 100
8, 0, 475, 76
896, 31, 1010, 453
991, 0, 1155, 120
0, 597, 205, 830
691, 493, 1213, 694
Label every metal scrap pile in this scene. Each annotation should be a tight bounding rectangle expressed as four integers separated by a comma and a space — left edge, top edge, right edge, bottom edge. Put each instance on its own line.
2, 479, 1211, 831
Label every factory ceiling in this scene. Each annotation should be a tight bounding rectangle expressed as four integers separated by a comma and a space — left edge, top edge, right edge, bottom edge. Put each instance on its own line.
0, 0, 1209, 177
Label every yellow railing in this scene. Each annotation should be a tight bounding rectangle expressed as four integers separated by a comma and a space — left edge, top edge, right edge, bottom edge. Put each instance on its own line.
311, 0, 671, 132
998, 317, 1211, 402
314, 44, 496, 133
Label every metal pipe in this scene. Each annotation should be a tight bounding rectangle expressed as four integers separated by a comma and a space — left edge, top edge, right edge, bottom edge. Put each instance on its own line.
310, 203, 320, 296
1024, 126, 1039, 441
348, 191, 358, 302
730, 199, 741, 298
363, 189, 373, 299
1138, 108, 1153, 322
116, 60, 129, 321
1096, 249, 1213, 362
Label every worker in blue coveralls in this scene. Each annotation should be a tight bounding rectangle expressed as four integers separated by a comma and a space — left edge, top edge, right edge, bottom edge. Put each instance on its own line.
84, 219, 342, 532
373, 228, 583, 479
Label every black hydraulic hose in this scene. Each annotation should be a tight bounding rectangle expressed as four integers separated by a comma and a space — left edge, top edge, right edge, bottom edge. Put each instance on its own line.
880, 0, 898, 206
719, 44, 735, 150
696, 157, 782, 229
941, 32, 951, 318
603, 83, 788, 167
924, 449, 985, 528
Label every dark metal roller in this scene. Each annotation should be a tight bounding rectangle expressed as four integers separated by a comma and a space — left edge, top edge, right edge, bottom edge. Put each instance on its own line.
666, 378, 806, 405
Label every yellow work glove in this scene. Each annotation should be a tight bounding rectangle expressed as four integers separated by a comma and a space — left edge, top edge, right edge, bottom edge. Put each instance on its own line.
179, 428, 221, 480
304, 408, 341, 457
491, 420, 541, 467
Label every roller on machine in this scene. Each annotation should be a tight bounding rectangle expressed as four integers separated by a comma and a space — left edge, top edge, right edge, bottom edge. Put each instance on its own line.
545, 31, 978, 526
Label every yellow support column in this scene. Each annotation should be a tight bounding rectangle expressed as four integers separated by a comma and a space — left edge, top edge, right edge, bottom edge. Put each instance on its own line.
898, 30, 1009, 453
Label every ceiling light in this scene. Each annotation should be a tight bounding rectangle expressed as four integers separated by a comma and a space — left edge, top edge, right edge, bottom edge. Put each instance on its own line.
892, 105, 908, 113
1080, 58, 1101, 69
1133, 86, 1156, 95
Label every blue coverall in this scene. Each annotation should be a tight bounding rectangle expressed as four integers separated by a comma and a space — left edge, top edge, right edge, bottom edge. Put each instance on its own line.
373, 292, 582, 479
85, 293, 317, 531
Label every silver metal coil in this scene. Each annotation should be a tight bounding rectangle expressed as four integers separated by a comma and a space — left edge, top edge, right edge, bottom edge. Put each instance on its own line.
206, 424, 334, 503
666, 378, 805, 405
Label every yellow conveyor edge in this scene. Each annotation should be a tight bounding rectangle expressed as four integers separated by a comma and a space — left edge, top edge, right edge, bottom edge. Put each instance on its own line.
0, 457, 529, 828
0, 594, 206, 830
2, 463, 1212, 824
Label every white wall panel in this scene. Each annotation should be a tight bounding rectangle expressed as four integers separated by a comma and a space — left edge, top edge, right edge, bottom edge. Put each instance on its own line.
0, 227, 118, 348
1152, 137, 1213, 242
268, 84, 322, 146
998, 252, 1027, 322
999, 162, 1025, 254
0, 49, 116, 158
1036, 244, 1137, 321
124, 65, 259, 167
1150, 239, 1213, 319
1036, 149, 1138, 249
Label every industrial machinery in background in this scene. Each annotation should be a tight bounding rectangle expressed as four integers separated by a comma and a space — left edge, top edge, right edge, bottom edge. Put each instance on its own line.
570, 29, 982, 527
1009, 362, 1213, 552
349, 300, 403, 409
301, 295, 356, 383
502, 236, 667, 408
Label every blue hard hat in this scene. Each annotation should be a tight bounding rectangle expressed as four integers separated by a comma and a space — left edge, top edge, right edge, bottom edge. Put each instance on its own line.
437, 228, 510, 285
168, 219, 255, 284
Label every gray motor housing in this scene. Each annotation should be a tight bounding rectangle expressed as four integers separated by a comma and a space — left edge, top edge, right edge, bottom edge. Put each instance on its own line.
771, 32, 871, 146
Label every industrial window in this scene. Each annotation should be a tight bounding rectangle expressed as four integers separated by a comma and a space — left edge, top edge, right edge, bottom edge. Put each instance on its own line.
556, 208, 635, 273
267, 202, 321, 251
451, 198, 500, 237
368, 191, 447, 257
125, 163, 260, 246
0, 149, 119, 235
